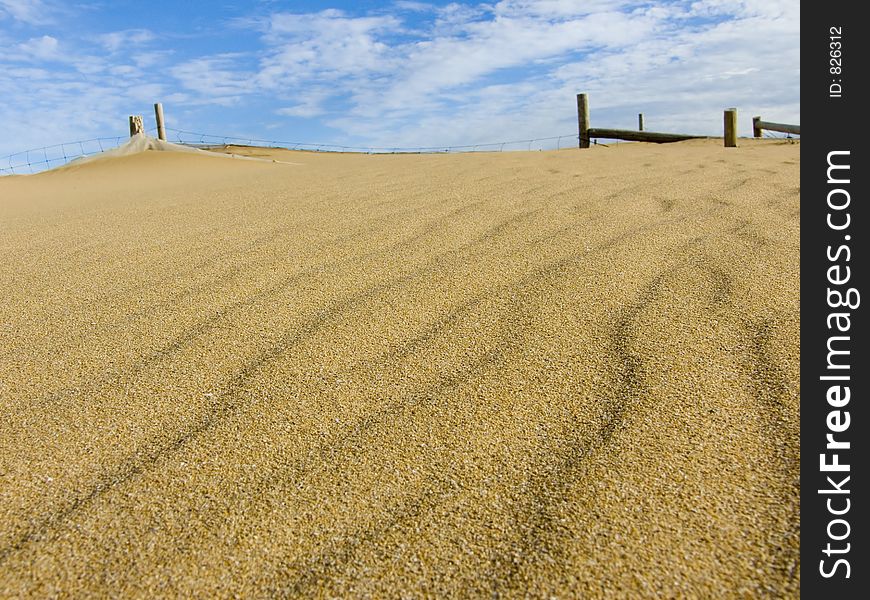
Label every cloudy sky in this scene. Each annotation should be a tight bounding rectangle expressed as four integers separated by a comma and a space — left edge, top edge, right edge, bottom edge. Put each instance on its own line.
1, 0, 799, 158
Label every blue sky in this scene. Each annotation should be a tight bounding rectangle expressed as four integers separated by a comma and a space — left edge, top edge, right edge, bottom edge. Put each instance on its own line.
1, 0, 799, 157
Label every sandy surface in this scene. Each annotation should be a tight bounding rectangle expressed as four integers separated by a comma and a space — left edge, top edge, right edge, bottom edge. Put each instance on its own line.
0, 139, 799, 598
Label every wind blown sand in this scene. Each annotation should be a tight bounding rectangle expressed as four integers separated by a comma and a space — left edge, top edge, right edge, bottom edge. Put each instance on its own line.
0, 139, 799, 598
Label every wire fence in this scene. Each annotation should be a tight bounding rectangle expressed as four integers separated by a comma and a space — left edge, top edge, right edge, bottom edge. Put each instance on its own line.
164, 128, 581, 155
761, 129, 798, 139
0, 128, 159, 175
2, 124, 798, 176
1, 128, 581, 175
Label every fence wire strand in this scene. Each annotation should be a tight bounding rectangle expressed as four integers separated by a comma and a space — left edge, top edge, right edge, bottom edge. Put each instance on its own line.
1, 128, 581, 175
165, 127, 580, 155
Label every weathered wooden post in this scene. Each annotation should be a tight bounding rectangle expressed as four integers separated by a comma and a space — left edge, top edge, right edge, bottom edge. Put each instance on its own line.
577, 93, 590, 148
638, 113, 644, 131
129, 115, 144, 137
154, 103, 166, 141
724, 108, 738, 147
752, 116, 762, 138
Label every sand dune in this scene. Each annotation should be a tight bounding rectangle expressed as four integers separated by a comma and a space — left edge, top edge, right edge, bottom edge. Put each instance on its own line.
0, 139, 799, 597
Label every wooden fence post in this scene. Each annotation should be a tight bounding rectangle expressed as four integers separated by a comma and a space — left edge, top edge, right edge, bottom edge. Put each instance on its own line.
577, 93, 590, 148
154, 103, 166, 141
638, 113, 644, 131
129, 115, 144, 137
752, 116, 762, 138
724, 108, 738, 147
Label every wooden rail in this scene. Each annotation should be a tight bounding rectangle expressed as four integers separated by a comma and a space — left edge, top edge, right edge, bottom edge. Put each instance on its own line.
586, 128, 707, 144
753, 117, 800, 137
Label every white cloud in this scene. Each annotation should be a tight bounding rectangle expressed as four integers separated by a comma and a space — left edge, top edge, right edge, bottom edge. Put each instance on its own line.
254, 10, 400, 89
7, 34, 107, 75
394, 1, 433, 11
276, 89, 331, 118
371, 9, 655, 113
98, 29, 155, 53
169, 55, 254, 105
493, 0, 636, 18
109, 64, 139, 76
0, 0, 51, 24
132, 50, 174, 69
15, 35, 60, 60
429, 3, 489, 34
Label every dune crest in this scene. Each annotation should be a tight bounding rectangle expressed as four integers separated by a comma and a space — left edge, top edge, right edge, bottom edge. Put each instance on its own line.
58, 133, 300, 170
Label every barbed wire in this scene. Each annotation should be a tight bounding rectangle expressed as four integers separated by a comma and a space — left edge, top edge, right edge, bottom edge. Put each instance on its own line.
1, 128, 581, 175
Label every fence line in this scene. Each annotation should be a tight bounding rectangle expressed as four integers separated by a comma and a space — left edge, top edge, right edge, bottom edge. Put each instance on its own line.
1, 128, 581, 175
164, 128, 580, 154
0, 128, 158, 175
